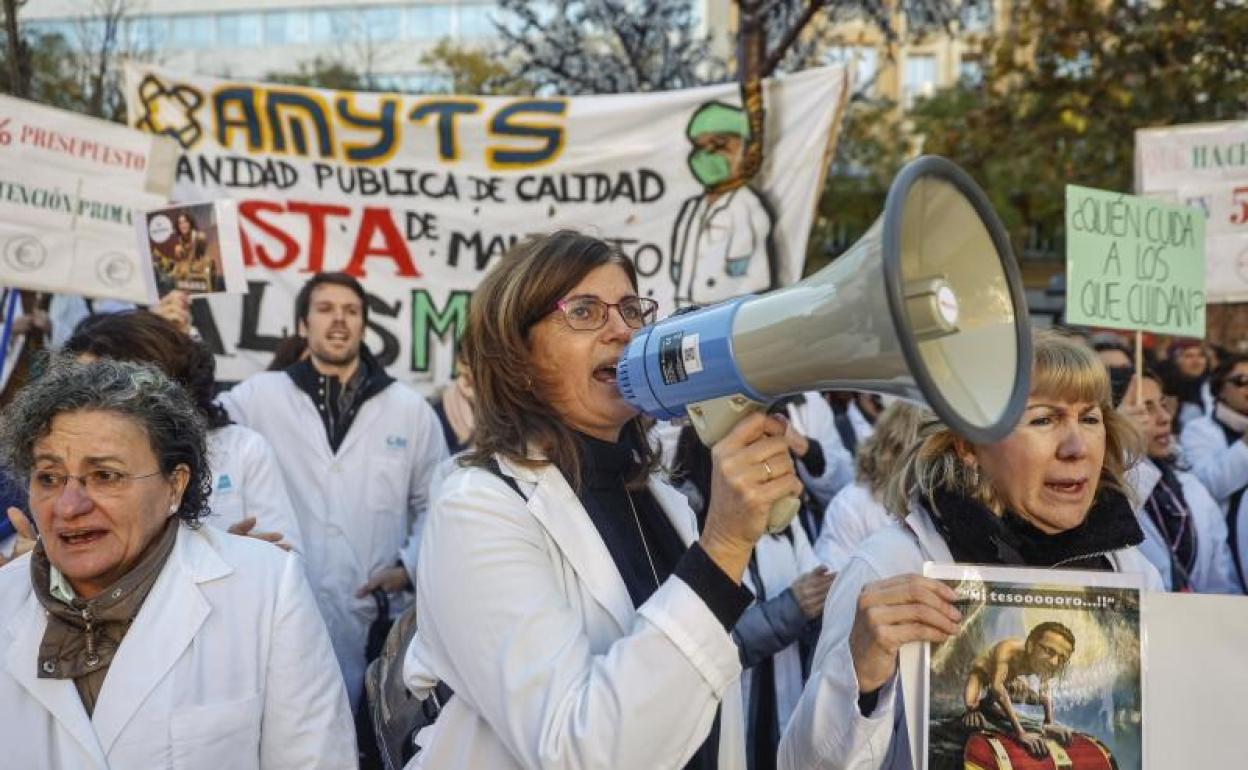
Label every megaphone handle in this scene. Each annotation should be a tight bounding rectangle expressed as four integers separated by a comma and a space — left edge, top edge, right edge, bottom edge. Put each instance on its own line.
686, 394, 801, 535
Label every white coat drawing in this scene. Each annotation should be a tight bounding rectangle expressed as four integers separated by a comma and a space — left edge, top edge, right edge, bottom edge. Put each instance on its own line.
672, 187, 775, 308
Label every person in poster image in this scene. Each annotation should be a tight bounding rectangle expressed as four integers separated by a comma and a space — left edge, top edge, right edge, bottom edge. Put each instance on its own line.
670, 101, 777, 308
961, 621, 1077, 757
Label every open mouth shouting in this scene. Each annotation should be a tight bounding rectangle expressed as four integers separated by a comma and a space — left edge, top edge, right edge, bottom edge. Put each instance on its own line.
592, 362, 619, 385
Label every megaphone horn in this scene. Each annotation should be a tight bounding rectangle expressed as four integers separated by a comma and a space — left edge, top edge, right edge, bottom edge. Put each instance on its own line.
617, 155, 1032, 533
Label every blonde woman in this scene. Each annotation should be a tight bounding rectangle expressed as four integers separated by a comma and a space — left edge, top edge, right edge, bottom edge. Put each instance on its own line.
779, 330, 1163, 770
813, 403, 931, 572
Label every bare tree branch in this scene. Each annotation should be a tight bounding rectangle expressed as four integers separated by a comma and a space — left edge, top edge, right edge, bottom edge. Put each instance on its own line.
2, 0, 29, 98
494, 0, 726, 94
761, 0, 824, 76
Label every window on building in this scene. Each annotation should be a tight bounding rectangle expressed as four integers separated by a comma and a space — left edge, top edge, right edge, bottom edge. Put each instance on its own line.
363, 7, 402, 42
903, 54, 938, 108
217, 13, 261, 48
458, 4, 498, 39
374, 71, 452, 94
169, 14, 214, 49
124, 16, 160, 50
264, 11, 311, 45
307, 9, 356, 43
405, 5, 454, 40
29, 20, 78, 45
959, 56, 983, 86
823, 45, 879, 92
960, 0, 993, 32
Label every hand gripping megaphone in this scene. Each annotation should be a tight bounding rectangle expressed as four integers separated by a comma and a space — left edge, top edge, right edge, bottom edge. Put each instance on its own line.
617, 156, 1032, 532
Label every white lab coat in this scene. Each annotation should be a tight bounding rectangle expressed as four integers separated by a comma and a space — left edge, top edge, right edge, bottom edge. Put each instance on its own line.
786, 392, 855, 511
1128, 460, 1242, 594
1178, 412, 1248, 510
0, 524, 355, 770
814, 482, 895, 572
742, 525, 819, 742
220, 371, 448, 709
204, 424, 304, 554
403, 455, 746, 770
778, 504, 1163, 770
846, 401, 875, 445
651, 418, 685, 473
672, 187, 775, 307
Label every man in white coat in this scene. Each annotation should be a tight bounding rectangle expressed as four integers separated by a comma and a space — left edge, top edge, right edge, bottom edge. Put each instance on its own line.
219, 272, 448, 711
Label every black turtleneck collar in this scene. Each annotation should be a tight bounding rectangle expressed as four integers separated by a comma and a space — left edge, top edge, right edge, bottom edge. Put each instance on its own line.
925, 484, 1144, 570
577, 429, 639, 490
286, 346, 394, 453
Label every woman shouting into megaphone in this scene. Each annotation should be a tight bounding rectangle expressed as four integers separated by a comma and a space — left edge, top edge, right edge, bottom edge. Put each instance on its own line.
403, 230, 804, 770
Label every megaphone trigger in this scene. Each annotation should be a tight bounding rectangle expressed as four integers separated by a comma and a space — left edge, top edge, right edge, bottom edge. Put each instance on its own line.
686, 394, 803, 535
686, 394, 767, 446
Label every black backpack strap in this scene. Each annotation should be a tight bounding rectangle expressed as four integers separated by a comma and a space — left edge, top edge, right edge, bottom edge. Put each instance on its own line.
483, 456, 527, 500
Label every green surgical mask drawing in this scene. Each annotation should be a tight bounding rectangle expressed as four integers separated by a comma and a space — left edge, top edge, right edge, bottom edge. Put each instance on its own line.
688, 149, 733, 187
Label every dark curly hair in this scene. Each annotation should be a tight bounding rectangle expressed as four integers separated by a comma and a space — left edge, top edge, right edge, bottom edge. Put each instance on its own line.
0, 355, 212, 525
63, 310, 231, 430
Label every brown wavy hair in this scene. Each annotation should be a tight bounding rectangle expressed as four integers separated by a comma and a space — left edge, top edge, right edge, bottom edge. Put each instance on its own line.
461, 230, 657, 491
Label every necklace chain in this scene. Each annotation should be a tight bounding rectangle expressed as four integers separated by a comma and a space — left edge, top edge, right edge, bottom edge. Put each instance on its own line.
624, 488, 661, 592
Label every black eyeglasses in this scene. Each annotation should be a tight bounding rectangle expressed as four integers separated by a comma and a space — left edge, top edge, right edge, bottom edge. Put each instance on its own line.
1228, 375, 1248, 388
552, 296, 659, 330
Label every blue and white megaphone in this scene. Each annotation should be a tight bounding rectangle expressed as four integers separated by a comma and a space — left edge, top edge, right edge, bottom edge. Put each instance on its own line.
617, 156, 1032, 532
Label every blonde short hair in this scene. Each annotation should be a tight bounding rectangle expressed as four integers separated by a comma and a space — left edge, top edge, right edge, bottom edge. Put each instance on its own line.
882, 329, 1143, 517
855, 402, 933, 499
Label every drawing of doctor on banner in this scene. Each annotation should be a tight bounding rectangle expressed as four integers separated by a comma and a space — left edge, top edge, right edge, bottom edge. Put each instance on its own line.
670, 101, 778, 308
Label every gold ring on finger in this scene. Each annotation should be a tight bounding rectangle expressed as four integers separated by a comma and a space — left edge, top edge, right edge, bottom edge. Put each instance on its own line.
763, 460, 773, 480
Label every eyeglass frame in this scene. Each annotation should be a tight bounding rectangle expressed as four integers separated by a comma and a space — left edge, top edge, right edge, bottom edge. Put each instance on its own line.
1226, 374, 1248, 389
549, 295, 659, 331
29, 468, 167, 500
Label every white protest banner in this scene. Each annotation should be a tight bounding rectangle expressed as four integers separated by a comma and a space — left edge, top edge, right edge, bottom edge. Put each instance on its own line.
1135, 121, 1248, 303
123, 63, 850, 388
0, 94, 178, 303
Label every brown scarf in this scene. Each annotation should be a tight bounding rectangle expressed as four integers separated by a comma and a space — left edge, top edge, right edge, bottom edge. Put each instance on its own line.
30, 518, 179, 716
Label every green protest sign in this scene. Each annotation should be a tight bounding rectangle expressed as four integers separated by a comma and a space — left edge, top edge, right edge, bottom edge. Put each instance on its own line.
1065, 184, 1206, 337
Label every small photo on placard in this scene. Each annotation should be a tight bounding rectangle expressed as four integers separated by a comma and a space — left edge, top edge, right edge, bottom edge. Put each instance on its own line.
922, 563, 1144, 770
140, 200, 245, 297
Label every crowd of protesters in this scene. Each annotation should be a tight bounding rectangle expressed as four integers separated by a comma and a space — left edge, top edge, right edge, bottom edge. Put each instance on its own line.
0, 230, 1243, 769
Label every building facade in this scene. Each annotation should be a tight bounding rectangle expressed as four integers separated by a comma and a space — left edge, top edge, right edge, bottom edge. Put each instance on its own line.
22, 0, 511, 91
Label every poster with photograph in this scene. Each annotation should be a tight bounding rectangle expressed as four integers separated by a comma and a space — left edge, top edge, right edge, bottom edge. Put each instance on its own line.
922, 564, 1144, 770
140, 200, 245, 297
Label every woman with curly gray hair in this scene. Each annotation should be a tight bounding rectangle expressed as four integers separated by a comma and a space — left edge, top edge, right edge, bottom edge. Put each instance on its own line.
0, 356, 355, 770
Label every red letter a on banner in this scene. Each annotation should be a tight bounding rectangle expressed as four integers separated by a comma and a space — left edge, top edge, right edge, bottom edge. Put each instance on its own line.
343, 207, 421, 278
